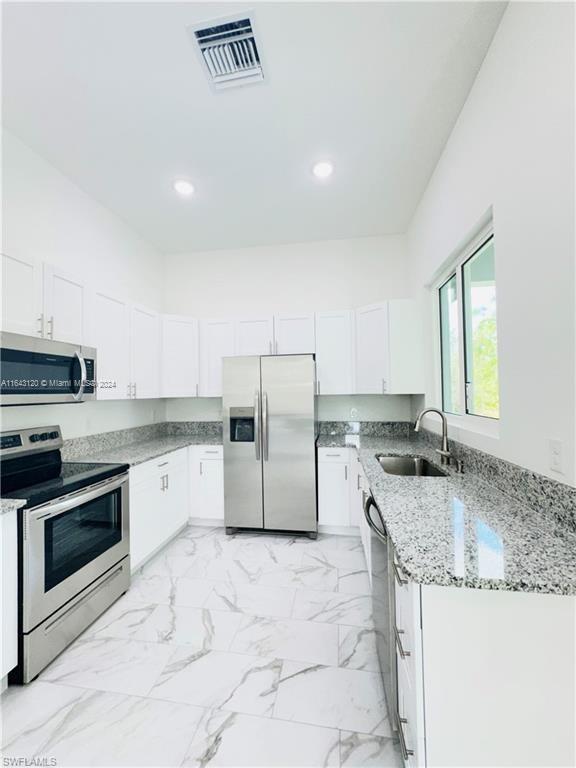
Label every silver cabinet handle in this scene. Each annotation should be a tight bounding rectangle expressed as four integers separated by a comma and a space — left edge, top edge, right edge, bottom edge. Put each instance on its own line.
195, 383, 199, 397
325, 453, 342, 457
72, 351, 87, 402
160, 475, 165, 491
199, 461, 203, 475
37, 314, 44, 337
204, 450, 219, 454
395, 712, 415, 759
127, 383, 131, 398
344, 465, 348, 480
268, 340, 272, 354
275, 339, 278, 354
317, 380, 321, 395
165, 473, 169, 490
357, 473, 361, 490
395, 626, 411, 658
393, 560, 409, 586
133, 382, 137, 399
382, 379, 387, 393
158, 462, 168, 467
47, 315, 54, 339
262, 391, 269, 461
254, 390, 261, 460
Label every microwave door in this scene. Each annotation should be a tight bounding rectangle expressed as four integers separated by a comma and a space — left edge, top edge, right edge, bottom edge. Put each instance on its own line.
222, 356, 264, 530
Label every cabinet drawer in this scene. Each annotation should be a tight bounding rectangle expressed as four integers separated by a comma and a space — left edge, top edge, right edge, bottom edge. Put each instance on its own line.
318, 447, 349, 463
195, 445, 223, 460
397, 649, 424, 767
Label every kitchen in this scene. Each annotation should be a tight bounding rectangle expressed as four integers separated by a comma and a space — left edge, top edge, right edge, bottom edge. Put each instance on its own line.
0, 2, 575, 767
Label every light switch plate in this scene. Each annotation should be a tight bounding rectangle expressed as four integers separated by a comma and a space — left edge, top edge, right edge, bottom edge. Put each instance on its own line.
548, 439, 563, 473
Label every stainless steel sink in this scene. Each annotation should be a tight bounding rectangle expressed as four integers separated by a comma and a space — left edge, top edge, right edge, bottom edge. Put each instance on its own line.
376, 454, 448, 477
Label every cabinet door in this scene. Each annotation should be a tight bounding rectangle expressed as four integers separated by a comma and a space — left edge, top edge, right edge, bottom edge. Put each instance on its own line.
315, 311, 354, 394
129, 471, 163, 572
355, 303, 390, 394
235, 317, 273, 356
162, 315, 199, 398
274, 314, 315, 355
196, 458, 225, 520
199, 319, 235, 397
43, 264, 89, 344
1, 509, 18, 678
318, 461, 350, 526
388, 299, 425, 394
91, 290, 131, 400
131, 305, 160, 399
1, 252, 43, 336
161, 448, 189, 534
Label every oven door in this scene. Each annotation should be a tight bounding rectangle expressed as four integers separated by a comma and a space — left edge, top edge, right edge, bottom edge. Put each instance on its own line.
0, 332, 96, 405
23, 473, 129, 632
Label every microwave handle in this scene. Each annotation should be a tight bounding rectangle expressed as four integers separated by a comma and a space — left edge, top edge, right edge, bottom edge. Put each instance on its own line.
72, 351, 87, 402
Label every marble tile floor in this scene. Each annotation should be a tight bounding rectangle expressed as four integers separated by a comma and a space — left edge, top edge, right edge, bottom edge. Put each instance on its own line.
1, 525, 401, 768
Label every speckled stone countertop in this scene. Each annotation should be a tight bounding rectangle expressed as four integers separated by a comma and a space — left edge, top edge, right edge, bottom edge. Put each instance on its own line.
72, 434, 222, 467
320, 433, 576, 595
0, 498, 27, 515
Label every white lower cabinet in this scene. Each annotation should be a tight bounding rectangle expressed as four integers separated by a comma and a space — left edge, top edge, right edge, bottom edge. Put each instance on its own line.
129, 448, 188, 571
189, 446, 224, 521
1, 508, 18, 681
317, 447, 352, 527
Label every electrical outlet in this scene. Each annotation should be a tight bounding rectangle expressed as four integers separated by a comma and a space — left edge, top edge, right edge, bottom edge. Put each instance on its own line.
350, 408, 359, 419
548, 439, 563, 474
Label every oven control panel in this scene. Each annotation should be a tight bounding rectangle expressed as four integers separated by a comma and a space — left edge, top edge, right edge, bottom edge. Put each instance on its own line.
0, 425, 63, 457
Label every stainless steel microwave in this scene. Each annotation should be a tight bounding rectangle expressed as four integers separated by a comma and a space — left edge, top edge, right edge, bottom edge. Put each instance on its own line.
0, 332, 97, 405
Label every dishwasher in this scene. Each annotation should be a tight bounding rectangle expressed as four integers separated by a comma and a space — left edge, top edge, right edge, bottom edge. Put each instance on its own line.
364, 494, 397, 732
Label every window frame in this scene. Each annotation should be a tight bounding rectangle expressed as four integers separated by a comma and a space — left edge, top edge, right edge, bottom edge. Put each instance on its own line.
433, 223, 500, 430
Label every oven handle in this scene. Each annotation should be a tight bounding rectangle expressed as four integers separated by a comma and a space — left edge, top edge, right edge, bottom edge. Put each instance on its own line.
363, 494, 387, 544
72, 351, 87, 402
29, 473, 128, 521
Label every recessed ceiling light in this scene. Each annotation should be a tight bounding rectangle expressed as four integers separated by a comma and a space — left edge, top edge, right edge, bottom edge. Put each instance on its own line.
173, 179, 195, 196
312, 161, 334, 180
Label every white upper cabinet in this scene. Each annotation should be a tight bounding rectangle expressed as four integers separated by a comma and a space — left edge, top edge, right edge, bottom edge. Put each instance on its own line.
235, 316, 274, 356
162, 315, 199, 398
43, 264, 89, 345
90, 290, 131, 400
274, 314, 315, 355
355, 302, 390, 394
314, 310, 354, 394
199, 319, 235, 397
388, 299, 425, 394
131, 305, 160, 399
1, 252, 43, 336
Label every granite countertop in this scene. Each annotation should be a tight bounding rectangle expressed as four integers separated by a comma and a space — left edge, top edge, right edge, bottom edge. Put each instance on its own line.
70, 434, 222, 467
0, 498, 27, 515
336, 434, 576, 596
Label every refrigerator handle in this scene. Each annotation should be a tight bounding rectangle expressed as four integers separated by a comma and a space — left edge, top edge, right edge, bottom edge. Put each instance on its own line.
262, 391, 269, 461
254, 390, 261, 460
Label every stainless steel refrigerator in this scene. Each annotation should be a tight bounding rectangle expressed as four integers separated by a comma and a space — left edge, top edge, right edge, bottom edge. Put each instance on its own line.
223, 354, 317, 536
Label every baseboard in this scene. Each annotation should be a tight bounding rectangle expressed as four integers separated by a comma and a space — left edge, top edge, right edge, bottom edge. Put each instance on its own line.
318, 524, 360, 537
189, 517, 225, 527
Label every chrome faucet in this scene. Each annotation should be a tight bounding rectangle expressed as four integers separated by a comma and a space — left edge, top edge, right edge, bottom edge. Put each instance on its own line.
414, 407, 452, 466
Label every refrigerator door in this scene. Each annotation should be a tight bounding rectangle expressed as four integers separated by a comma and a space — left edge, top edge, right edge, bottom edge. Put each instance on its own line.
261, 354, 317, 533
223, 356, 264, 529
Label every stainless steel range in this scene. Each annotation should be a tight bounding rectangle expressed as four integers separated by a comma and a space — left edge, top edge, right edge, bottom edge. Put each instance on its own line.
1, 426, 130, 683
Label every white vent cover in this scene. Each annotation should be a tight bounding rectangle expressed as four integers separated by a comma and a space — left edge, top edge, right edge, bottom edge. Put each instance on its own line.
191, 16, 264, 90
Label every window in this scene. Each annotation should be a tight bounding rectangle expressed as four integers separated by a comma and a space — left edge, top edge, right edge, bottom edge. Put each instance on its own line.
439, 234, 499, 419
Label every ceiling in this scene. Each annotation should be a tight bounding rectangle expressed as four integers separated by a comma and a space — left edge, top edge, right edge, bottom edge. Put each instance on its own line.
2, 2, 506, 253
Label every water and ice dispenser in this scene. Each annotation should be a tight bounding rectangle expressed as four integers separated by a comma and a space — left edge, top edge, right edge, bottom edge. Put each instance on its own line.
229, 406, 255, 442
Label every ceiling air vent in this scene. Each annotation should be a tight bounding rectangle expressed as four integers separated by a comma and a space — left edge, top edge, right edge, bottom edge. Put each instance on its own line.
191, 16, 264, 91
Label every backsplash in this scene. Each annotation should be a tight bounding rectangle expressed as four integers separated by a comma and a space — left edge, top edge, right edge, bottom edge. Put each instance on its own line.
317, 421, 411, 437
62, 421, 222, 461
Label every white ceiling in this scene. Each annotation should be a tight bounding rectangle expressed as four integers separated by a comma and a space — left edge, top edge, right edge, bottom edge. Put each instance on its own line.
2, 2, 506, 253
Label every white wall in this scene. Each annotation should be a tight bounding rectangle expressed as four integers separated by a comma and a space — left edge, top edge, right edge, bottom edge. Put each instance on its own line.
1, 130, 166, 439
164, 236, 409, 317
165, 395, 412, 423
408, 2, 575, 483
